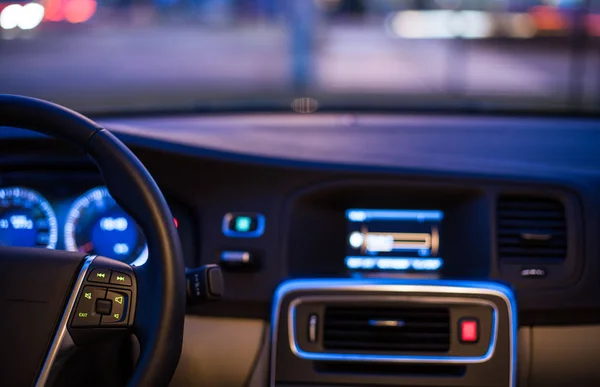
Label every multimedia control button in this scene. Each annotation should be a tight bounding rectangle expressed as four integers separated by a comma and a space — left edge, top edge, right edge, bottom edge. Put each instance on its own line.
88, 268, 111, 283
100, 290, 130, 326
109, 271, 132, 286
72, 286, 107, 327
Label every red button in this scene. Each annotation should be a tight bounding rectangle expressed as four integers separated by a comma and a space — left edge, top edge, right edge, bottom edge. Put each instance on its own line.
460, 319, 479, 343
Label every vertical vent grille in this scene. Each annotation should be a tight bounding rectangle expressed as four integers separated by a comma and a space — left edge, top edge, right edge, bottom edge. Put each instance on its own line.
323, 306, 450, 353
497, 196, 567, 261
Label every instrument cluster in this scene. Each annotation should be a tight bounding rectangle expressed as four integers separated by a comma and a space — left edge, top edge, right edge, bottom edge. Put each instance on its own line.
0, 185, 149, 265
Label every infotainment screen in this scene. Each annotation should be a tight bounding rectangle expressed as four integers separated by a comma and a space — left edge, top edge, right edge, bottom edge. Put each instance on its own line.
345, 209, 443, 273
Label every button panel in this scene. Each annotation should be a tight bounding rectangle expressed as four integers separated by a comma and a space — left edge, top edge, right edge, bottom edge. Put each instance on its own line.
72, 286, 107, 327
70, 260, 136, 331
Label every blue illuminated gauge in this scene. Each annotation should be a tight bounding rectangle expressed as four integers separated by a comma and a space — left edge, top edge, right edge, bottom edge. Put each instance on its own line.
0, 187, 58, 249
64, 187, 148, 265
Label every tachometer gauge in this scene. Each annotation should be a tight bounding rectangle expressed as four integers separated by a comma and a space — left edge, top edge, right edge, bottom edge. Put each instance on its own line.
0, 187, 58, 249
65, 186, 148, 265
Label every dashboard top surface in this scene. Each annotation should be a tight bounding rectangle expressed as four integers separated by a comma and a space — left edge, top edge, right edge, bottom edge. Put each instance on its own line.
3, 113, 600, 177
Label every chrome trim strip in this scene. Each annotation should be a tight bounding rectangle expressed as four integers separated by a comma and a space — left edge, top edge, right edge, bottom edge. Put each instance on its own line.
288, 295, 498, 363
221, 250, 251, 263
269, 279, 517, 387
369, 319, 406, 327
35, 255, 96, 387
308, 314, 318, 342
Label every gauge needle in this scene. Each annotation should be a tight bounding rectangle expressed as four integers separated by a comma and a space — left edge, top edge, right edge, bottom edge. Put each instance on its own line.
79, 241, 94, 253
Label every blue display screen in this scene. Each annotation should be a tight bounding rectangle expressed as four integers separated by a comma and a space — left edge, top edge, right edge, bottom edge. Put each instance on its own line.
0, 187, 58, 249
0, 210, 37, 247
90, 209, 139, 259
345, 209, 444, 272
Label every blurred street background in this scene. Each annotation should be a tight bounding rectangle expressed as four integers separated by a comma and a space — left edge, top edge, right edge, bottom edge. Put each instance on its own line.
0, 0, 599, 112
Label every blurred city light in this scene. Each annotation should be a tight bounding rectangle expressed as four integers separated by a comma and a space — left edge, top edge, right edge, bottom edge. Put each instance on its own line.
19, 3, 44, 29
0, 4, 21, 29
451, 11, 493, 39
507, 13, 538, 39
390, 11, 455, 39
0, 3, 44, 30
64, 0, 96, 24
586, 14, 600, 36
42, 0, 96, 23
530, 5, 568, 32
389, 11, 493, 39
386, 6, 585, 40
43, 0, 64, 21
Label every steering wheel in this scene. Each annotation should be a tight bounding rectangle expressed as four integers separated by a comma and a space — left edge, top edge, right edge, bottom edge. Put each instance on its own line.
0, 95, 186, 387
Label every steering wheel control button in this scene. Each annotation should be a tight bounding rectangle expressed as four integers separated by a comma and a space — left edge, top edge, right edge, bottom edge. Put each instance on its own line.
222, 212, 265, 238
88, 268, 111, 283
109, 271, 132, 286
459, 318, 479, 343
71, 286, 107, 327
95, 299, 112, 315
101, 290, 130, 326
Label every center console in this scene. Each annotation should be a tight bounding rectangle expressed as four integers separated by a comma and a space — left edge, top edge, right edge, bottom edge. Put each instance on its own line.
274, 177, 584, 387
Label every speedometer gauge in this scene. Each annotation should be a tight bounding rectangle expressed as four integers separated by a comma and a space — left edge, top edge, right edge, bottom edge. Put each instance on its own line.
0, 187, 58, 249
65, 187, 148, 265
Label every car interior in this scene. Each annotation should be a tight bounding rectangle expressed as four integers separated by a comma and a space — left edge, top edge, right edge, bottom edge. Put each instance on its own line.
1, 0, 600, 386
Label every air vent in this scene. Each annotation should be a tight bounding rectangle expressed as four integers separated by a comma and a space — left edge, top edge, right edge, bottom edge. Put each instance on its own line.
323, 306, 450, 353
497, 196, 567, 261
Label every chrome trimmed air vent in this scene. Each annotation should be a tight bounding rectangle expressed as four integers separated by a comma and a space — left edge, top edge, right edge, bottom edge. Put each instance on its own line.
286, 293, 500, 364
322, 306, 450, 353
497, 195, 567, 262
271, 279, 518, 387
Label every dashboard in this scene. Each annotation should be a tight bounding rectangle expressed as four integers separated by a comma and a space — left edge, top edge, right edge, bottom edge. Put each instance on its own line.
2, 113, 600, 387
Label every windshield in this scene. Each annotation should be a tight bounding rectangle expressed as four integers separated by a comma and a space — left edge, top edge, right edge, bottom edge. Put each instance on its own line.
0, 0, 598, 113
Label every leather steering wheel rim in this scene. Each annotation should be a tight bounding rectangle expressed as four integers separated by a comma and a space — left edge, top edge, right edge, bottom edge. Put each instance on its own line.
0, 95, 186, 387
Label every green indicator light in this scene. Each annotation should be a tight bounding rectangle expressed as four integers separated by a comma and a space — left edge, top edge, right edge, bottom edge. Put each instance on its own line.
235, 216, 252, 232
78, 312, 88, 318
